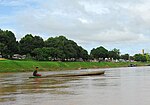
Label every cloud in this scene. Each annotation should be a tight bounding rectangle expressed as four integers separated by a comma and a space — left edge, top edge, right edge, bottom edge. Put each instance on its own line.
1, 0, 150, 54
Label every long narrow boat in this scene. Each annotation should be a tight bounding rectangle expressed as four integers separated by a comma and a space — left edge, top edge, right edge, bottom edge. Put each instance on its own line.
29, 70, 105, 78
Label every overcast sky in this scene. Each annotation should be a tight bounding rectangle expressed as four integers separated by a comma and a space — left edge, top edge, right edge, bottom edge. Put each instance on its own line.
1, 0, 150, 55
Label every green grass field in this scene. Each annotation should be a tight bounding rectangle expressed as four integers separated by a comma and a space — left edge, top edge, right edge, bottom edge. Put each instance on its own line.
0, 59, 149, 72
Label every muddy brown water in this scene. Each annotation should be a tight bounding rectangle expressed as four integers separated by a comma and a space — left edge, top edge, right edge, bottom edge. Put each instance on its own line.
1, 67, 150, 105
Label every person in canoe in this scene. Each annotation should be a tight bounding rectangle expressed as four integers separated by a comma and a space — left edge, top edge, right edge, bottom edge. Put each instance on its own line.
33, 67, 41, 76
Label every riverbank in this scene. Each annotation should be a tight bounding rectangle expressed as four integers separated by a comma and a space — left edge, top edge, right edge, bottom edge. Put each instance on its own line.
0, 60, 149, 72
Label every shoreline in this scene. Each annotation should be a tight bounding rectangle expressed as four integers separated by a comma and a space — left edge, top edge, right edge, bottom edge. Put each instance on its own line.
0, 60, 149, 73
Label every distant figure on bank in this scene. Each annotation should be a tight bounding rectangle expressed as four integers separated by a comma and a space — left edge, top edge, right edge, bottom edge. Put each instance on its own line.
33, 67, 41, 76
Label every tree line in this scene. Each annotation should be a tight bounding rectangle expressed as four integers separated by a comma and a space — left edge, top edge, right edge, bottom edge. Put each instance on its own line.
0, 29, 148, 62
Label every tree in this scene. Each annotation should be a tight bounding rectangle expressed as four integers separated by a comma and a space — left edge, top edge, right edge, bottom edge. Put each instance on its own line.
32, 47, 53, 61
19, 34, 44, 55
90, 46, 108, 60
0, 43, 7, 57
45, 36, 88, 61
112, 48, 120, 55
134, 54, 147, 62
33, 36, 45, 48
108, 48, 120, 60
0, 29, 18, 58
77, 46, 89, 60
32, 47, 64, 61
145, 53, 150, 62
108, 51, 118, 60
120, 54, 129, 60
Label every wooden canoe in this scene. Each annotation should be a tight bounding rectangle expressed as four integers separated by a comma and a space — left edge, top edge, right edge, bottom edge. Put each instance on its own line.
29, 71, 105, 78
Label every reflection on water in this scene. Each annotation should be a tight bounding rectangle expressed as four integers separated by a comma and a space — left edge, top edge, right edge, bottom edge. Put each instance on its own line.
1, 67, 150, 105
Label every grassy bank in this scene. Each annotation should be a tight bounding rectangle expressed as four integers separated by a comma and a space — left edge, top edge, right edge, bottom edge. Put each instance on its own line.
0, 60, 149, 72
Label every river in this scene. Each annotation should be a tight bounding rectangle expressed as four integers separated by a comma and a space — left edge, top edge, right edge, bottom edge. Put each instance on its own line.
0, 66, 150, 105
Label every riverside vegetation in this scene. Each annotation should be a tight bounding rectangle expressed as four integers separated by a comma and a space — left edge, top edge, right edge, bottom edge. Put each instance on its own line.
0, 29, 149, 62
0, 29, 150, 73
0, 59, 149, 72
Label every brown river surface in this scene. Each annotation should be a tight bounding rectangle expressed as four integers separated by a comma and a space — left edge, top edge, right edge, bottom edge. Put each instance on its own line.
1, 66, 150, 105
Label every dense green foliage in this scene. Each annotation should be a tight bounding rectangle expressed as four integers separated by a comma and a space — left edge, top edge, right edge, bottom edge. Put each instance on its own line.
90, 46, 108, 59
19, 34, 44, 54
0, 29, 150, 62
44, 36, 88, 61
120, 54, 130, 60
134, 54, 147, 62
0, 29, 88, 61
0, 29, 18, 57
108, 48, 120, 60
90, 47, 120, 60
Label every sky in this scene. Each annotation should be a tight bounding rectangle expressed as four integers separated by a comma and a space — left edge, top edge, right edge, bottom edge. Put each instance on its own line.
0, 0, 150, 55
